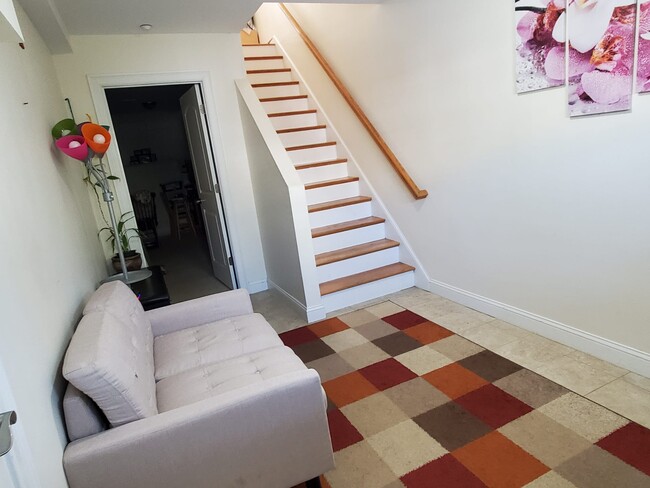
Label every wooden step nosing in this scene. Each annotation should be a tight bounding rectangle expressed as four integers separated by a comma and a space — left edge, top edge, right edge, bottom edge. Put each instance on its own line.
295, 158, 348, 170
311, 217, 385, 238
246, 68, 292, 74
259, 95, 308, 103
315, 239, 400, 266
268, 109, 317, 118
251, 81, 300, 88
242, 43, 276, 47
244, 55, 284, 61
286, 142, 337, 152
305, 177, 359, 190
308, 196, 372, 213
319, 263, 415, 296
277, 125, 326, 134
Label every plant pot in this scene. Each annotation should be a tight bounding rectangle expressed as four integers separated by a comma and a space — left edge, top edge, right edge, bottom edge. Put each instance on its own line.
111, 251, 143, 272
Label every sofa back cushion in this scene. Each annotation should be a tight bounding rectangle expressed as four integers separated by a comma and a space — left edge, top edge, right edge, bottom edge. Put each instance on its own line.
63, 383, 108, 441
63, 310, 158, 427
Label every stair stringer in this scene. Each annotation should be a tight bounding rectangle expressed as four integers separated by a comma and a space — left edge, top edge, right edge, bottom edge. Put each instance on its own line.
235, 78, 326, 322
271, 36, 431, 292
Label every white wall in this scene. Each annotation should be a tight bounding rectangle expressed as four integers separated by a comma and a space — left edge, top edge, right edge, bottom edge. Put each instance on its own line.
52, 33, 268, 291
255, 1, 650, 359
0, 6, 105, 487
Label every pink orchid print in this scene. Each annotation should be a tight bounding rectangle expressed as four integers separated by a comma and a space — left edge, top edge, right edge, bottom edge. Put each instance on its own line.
637, 1, 650, 92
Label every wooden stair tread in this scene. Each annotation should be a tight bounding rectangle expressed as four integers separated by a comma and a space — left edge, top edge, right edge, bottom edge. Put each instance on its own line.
315, 239, 399, 266
259, 95, 308, 103
246, 68, 292, 74
295, 158, 348, 170
251, 81, 299, 88
277, 125, 326, 134
320, 263, 415, 296
312, 216, 385, 238
244, 55, 283, 61
305, 176, 359, 190
308, 196, 371, 213
268, 109, 317, 118
286, 141, 336, 152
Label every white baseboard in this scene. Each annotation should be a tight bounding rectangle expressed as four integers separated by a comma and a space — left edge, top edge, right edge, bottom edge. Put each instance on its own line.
428, 279, 650, 378
268, 280, 326, 323
245, 280, 269, 294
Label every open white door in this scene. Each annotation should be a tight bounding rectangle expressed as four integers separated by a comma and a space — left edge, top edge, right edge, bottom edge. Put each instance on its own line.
180, 85, 236, 289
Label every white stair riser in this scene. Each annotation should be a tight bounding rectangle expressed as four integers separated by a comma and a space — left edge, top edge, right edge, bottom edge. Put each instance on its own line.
296, 163, 349, 185
270, 113, 318, 130
317, 247, 400, 283
242, 45, 279, 57
309, 201, 372, 228
245, 58, 285, 70
247, 71, 293, 84
288, 145, 338, 165
306, 181, 359, 205
261, 98, 309, 114
253, 84, 301, 98
312, 222, 385, 254
279, 128, 327, 147
322, 271, 415, 313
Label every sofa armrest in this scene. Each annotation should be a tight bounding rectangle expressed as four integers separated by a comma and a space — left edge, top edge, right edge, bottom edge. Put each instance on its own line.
145, 288, 254, 337
63, 370, 334, 488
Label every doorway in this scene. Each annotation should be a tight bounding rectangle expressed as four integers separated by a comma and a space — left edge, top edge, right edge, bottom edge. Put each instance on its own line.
105, 83, 236, 302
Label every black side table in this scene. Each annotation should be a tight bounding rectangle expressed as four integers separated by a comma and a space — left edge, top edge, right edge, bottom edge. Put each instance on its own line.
129, 265, 171, 310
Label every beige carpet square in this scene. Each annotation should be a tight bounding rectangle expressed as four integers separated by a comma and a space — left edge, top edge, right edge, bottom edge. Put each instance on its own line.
395, 346, 453, 376
341, 392, 408, 437
338, 342, 391, 370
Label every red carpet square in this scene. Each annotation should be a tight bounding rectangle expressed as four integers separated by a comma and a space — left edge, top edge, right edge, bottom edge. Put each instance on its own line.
280, 327, 318, 347
456, 384, 533, 429
597, 422, 650, 476
422, 363, 489, 399
453, 431, 549, 488
403, 321, 454, 345
401, 454, 487, 488
323, 371, 379, 407
359, 358, 418, 391
309, 317, 350, 338
327, 409, 363, 452
382, 310, 428, 330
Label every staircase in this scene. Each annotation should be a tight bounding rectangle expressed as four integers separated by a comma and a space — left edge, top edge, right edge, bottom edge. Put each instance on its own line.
243, 43, 415, 313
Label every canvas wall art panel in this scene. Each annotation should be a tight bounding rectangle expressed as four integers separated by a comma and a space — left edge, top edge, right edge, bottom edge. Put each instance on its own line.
515, 0, 567, 93
637, 0, 650, 92
566, 0, 637, 116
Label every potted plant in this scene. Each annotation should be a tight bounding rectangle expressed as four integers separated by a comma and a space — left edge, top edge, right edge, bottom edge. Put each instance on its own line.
99, 212, 144, 272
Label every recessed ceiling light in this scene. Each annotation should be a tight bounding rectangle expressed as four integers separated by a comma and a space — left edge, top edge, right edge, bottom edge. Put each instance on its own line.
140, 24, 153, 31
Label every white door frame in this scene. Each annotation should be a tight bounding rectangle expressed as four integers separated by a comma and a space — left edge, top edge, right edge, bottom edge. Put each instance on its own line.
88, 71, 243, 289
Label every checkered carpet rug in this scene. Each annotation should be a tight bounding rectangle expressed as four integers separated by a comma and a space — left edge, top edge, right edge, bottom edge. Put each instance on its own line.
282, 301, 650, 488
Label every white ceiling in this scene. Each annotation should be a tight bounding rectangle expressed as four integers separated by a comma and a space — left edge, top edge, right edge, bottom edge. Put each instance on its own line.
17, 0, 383, 53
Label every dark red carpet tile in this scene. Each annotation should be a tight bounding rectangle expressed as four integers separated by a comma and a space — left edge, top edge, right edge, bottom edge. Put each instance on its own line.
291, 340, 336, 363
372, 331, 423, 356
403, 321, 454, 345
280, 326, 319, 347
458, 350, 522, 383
414, 402, 493, 452
422, 363, 489, 400
359, 358, 418, 391
327, 409, 363, 452
382, 310, 428, 330
308, 317, 350, 338
456, 384, 533, 429
401, 454, 487, 488
597, 422, 650, 476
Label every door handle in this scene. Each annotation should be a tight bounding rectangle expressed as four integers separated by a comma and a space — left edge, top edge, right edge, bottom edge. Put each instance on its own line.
0, 411, 17, 457
196, 199, 205, 204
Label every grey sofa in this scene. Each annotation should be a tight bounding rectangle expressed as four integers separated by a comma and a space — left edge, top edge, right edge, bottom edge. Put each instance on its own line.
61, 281, 333, 488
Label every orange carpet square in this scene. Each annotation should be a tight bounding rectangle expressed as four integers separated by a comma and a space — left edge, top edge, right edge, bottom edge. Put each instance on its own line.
323, 371, 379, 407
309, 317, 350, 338
453, 431, 549, 488
404, 321, 454, 345
422, 363, 489, 399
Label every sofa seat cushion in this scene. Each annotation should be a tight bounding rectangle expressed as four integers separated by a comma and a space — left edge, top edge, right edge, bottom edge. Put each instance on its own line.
153, 313, 283, 381
155, 346, 307, 412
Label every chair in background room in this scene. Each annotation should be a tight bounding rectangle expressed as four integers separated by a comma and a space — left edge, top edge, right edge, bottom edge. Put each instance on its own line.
160, 181, 196, 240
131, 191, 159, 248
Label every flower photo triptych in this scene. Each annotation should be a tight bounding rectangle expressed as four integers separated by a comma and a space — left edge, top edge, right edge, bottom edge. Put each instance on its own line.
515, 0, 650, 117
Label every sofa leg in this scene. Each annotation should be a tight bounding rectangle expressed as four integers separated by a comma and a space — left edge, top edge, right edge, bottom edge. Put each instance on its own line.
305, 476, 322, 488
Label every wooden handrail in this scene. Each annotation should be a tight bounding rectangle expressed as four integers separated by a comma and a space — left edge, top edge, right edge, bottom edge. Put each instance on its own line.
278, 3, 428, 200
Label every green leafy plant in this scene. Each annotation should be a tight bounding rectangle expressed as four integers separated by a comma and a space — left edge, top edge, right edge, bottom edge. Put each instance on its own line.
99, 212, 143, 254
